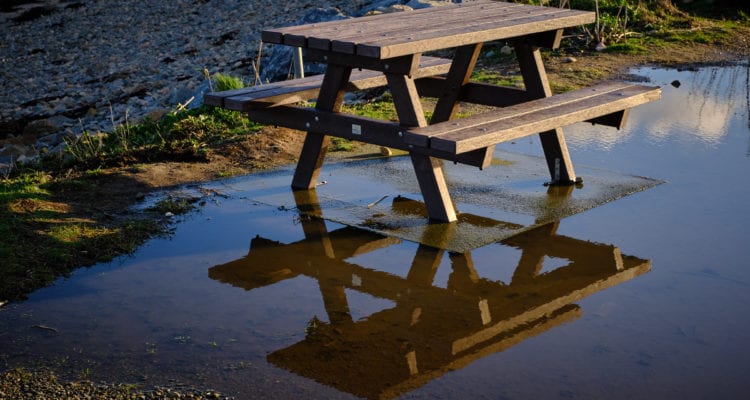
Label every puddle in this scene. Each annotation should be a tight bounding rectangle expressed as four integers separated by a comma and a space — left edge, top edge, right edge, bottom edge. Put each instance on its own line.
206, 151, 661, 252
1, 62, 749, 399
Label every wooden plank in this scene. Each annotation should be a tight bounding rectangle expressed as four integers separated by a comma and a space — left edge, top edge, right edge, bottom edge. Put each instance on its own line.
305, 49, 420, 75
246, 105, 493, 168
206, 56, 451, 111
262, 2, 593, 59
261, 0, 496, 47
403, 81, 635, 146
358, 9, 594, 59
415, 78, 531, 107
349, 5, 563, 56
427, 85, 662, 154
325, 2, 528, 54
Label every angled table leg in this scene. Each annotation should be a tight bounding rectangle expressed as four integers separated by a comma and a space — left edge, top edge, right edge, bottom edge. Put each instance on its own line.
432, 44, 495, 170
386, 70, 458, 222
514, 42, 578, 184
291, 64, 352, 189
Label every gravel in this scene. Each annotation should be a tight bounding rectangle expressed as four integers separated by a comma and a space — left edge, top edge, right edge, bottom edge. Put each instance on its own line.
0, 368, 230, 400
0, 0, 455, 171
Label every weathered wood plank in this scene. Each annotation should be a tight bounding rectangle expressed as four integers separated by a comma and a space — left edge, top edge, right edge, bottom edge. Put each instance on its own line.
204, 56, 452, 110
324, 2, 527, 54
262, 2, 593, 59
403, 81, 635, 145
244, 105, 490, 168
348, 5, 563, 55
304, 49, 420, 75
426, 84, 662, 154
261, 0, 497, 47
359, 10, 594, 59
414, 78, 531, 107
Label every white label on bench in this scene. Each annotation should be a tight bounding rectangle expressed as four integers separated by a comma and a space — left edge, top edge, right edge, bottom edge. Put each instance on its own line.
352, 124, 362, 135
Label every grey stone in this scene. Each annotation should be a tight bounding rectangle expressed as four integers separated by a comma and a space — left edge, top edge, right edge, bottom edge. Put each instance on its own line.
23, 119, 59, 137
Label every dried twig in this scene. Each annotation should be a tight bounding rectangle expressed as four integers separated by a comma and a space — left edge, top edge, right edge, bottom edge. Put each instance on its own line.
367, 195, 389, 208
31, 324, 59, 333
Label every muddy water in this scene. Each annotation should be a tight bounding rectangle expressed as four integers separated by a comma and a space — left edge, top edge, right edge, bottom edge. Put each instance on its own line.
1, 63, 749, 399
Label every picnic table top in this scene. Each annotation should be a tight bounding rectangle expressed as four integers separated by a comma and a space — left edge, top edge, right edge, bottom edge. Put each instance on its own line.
261, 0, 595, 59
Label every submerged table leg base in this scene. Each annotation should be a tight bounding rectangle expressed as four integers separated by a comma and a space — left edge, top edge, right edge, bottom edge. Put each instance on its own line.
410, 154, 457, 223
514, 43, 578, 184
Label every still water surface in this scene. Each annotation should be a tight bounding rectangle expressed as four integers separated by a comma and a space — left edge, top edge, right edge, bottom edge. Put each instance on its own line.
1, 63, 749, 399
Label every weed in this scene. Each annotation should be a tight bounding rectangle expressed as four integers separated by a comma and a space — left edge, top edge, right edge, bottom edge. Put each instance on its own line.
61, 105, 261, 169
148, 195, 199, 216
212, 73, 244, 91
330, 137, 354, 151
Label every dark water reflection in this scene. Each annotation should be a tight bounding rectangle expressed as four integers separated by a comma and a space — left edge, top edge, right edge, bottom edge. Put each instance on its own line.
210, 212, 649, 399
1, 63, 749, 399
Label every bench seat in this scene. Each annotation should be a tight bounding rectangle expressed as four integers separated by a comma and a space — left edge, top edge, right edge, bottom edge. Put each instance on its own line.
203, 56, 452, 111
403, 81, 661, 154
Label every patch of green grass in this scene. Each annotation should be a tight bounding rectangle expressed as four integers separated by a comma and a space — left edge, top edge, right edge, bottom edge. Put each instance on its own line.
59, 104, 262, 171
604, 42, 648, 54
212, 73, 244, 91
549, 81, 578, 94
342, 96, 399, 121
0, 172, 163, 301
330, 137, 354, 152
148, 195, 200, 215
471, 70, 524, 87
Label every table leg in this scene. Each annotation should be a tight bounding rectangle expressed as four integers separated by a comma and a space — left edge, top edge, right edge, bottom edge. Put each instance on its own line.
291, 64, 352, 190
432, 43, 494, 169
514, 43, 578, 184
432, 44, 483, 122
386, 72, 457, 222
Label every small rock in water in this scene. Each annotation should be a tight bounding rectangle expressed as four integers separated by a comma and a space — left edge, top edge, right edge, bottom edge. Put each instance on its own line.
671, 80, 681, 88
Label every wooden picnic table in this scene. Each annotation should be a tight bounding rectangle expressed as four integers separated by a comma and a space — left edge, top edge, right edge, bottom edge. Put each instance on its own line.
205, 0, 661, 223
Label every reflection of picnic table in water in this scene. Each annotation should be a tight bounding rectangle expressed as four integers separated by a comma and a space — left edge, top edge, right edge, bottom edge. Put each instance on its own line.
208, 190, 650, 399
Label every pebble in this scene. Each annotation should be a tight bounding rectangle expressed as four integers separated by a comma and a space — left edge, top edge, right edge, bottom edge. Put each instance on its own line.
0, 368, 232, 399
2, 1, 457, 172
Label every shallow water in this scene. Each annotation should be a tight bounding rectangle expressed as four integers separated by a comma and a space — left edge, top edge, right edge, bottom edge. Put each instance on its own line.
1, 63, 749, 399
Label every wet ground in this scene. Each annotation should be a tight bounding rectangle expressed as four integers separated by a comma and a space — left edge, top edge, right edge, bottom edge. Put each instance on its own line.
1, 63, 749, 399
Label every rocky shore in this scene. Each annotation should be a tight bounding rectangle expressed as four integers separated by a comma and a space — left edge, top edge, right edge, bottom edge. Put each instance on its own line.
0, 0, 453, 171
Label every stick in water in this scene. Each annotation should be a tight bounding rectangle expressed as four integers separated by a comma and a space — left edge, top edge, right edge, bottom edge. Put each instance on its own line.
367, 195, 389, 208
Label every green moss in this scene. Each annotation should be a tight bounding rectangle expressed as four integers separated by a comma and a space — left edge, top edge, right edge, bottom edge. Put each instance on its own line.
604, 42, 648, 54
0, 172, 164, 301
148, 195, 200, 215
